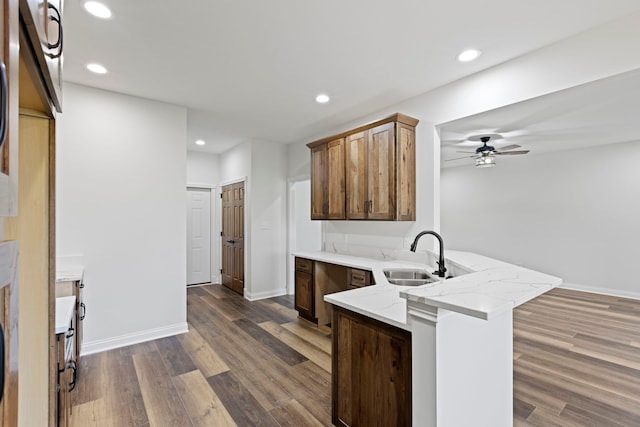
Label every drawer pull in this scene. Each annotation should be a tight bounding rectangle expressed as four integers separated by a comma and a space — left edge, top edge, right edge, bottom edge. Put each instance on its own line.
80, 302, 86, 321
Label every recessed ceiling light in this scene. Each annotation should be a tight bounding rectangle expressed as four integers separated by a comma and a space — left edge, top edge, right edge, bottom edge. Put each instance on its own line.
86, 63, 107, 74
195, 139, 206, 146
84, 1, 112, 19
457, 49, 481, 62
315, 94, 330, 104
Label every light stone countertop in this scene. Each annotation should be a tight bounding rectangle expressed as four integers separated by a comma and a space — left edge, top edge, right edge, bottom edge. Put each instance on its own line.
294, 250, 561, 330
55, 265, 84, 283
55, 296, 76, 334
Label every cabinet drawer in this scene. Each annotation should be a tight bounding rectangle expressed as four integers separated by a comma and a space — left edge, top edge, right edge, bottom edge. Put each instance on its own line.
295, 257, 313, 273
348, 268, 372, 287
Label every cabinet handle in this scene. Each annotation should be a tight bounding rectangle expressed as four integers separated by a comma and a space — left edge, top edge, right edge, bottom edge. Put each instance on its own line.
368, 199, 373, 213
80, 302, 86, 321
67, 360, 77, 392
364, 200, 369, 213
80, 282, 85, 289
0, 61, 7, 151
46, 4, 64, 59
226, 239, 235, 244
66, 327, 75, 339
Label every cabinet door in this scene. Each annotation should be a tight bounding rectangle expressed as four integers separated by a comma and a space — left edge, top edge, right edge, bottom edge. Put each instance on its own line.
396, 122, 416, 221
0, 0, 19, 216
294, 271, 314, 321
19, 0, 63, 112
311, 139, 345, 220
333, 307, 411, 427
345, 131, 367, 219
367, 122, 395, 220
326, 138, 345, 219
310, 144, 327, 219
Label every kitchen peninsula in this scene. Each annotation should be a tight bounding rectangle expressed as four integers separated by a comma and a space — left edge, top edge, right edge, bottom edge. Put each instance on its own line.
293, 249, 561, 427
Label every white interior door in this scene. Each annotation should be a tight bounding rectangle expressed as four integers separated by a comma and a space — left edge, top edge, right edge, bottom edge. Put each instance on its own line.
187, 187, 211, 285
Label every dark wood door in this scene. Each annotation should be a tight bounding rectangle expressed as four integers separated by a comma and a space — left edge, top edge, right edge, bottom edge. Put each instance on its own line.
221, 182, 244, 295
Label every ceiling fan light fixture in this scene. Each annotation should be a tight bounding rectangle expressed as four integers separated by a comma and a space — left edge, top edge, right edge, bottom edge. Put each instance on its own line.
476, 156, 495, 168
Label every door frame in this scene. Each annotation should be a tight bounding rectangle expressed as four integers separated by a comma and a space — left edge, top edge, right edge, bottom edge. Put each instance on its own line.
219, 177, 249, 297
186, 183, 218, 284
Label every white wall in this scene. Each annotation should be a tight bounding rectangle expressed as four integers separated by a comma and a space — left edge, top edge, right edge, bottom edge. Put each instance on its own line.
441, 140, 640, 298
57, 83, 188, 353
288, 180, 322, 293
249, 141, 288, 299
293, 180, 321, 253
286, 11, 640, 295
187, 151, 219, 185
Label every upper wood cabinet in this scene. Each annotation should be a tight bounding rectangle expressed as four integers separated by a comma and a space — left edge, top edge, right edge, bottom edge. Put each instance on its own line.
19, 0, 64, 113
307, 113, 417, 221
310, 137, 345, 220
0, 0, 19, 217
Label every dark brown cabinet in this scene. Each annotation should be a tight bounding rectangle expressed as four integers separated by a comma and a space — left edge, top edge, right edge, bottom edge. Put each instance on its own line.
294, 257, 315, 322
310, 137, 345, 220
345, 122, 396, 220
347, 268, 374, 289
55, 312, 76, 427
332, 306, 412, 427
20, 0, 64, 112
307, 113, 417, 221
56, 279, 85, 378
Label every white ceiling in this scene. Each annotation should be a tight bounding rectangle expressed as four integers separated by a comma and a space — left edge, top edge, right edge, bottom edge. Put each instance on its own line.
439, 68, 640, 167
63, 0, 640, 154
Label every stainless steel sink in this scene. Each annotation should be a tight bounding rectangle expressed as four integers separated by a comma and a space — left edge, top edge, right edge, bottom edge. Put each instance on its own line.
383, 268, 439, 286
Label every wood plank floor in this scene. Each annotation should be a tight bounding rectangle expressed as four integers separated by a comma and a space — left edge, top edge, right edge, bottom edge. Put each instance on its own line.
70, 285, 640, 426
513, 288, 640, 426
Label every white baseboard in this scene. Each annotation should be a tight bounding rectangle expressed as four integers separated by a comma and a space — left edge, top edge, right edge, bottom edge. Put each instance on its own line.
560, 282, 640, 301
245, 287, 287, 301
81, 322, 189, 356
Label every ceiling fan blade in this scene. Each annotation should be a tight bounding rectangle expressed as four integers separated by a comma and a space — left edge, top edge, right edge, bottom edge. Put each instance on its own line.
497, 144, 521, 151
494, 150, 529, 155
455, 151, 477, 154
445, 155, 477, 161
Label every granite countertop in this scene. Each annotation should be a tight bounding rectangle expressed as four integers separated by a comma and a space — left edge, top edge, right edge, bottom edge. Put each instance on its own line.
294, 250, 561, 330
55, 296, 76, 334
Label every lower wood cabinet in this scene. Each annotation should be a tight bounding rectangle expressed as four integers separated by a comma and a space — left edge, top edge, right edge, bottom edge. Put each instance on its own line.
347, 268, 374, 289
56, 279, 85, 378
294, 258, 316, 322
56, 315, 77, 427
332, 305, 412, 427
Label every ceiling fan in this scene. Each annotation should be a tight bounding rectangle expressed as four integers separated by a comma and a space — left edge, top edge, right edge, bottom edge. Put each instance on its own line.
447, 135, 529, 168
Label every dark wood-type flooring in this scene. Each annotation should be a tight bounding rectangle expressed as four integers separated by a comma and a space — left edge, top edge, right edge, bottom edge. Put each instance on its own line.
71, 285, 640, 426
